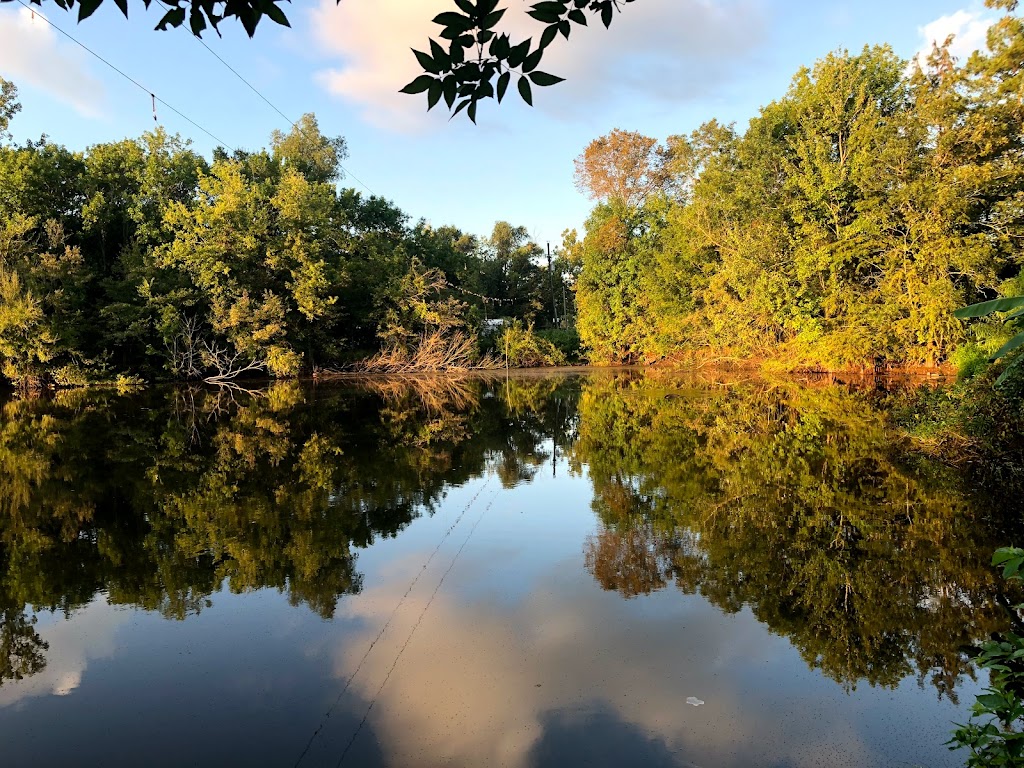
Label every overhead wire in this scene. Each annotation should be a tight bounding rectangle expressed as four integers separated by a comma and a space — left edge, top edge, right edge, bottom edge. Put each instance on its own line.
334, 486, 501, 767
153, 0, 376, 196
15, 0, 235, 151
292, 475, 494, 768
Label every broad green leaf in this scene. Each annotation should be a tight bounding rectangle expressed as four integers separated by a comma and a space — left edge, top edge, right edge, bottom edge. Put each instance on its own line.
954, 296, 1024, 319
996, 355, 1024, 386
990, 331, 1024, 362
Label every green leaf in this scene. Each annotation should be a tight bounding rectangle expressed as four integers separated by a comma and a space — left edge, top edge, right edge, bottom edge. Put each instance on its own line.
400, 75, 436, 95
990, 332, 1024, 362
188, 8, 207, 35
489, 34, 510, 58
528, 71, 565, 87
993, 548, 1024, 566
528, 10, 562, 23
522, 48, 543, 73
532, 1, 568, 12
568, 8, 587, 24
412, 49, 440, 74
954, 296, 1024, 319
427, 79, 444, 110
432, 11, 473, 31
443, 76, 457, 108
77, 0, 103, 21
157, 7, 186, 30
450, 41, 465, 65
263, 3, 290, 27
454, 0, 476, 14
496, 71, 511, 102
996, 355, 1024, 386
480, 8, 506, 29
468, 100, 478, 124
540, 24, 558, 49
430, 39, 452, 70
507, 40, 531, 68
518, 76, 533, 106
113, 0, 129, 16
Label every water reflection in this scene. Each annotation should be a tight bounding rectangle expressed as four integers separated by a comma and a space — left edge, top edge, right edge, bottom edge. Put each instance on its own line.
0, 372, 1019, 766
572, 375, 1023, 698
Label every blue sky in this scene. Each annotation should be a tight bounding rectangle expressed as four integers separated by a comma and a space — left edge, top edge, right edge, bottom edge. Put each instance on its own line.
0, 0, 998, 245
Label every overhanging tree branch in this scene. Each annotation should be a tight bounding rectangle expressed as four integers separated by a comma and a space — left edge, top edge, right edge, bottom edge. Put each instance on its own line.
3, 0, 636, 119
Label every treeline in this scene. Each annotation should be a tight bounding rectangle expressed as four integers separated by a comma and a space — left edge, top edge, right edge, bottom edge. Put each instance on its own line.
570, 0, 1024, 371
0, 88, 575, 388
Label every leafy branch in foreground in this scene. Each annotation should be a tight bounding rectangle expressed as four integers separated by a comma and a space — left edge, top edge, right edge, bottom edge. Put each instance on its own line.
6, 0, 292, 37
948, 548, 1024, 766
6, 0, 636, 119
400, 0, 636, 121
954, 297, 1024, 385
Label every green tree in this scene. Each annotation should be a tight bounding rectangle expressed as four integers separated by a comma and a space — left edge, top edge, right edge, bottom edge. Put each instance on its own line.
0, 76, 19, 143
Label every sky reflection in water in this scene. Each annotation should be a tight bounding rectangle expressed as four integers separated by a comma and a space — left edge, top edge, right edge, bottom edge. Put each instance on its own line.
0, 373, 1017, 767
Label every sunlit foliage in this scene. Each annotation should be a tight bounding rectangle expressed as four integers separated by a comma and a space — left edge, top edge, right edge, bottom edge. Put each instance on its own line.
574, 0, 1024, 371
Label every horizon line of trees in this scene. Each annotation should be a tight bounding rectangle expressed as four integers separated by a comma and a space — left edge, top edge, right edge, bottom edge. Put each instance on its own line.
570, 0, 1024, 372
0, 81, 577, 389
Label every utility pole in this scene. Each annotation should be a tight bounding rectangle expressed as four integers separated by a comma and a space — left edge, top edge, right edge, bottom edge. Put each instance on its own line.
547, 242, 557, 326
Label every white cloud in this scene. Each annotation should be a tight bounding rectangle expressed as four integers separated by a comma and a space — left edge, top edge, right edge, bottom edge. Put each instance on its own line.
0, 600, 124, 710
913, 8, 994, 71
308, 0, 767, 132
0, 6, 107, 118
294, 551, 878, 768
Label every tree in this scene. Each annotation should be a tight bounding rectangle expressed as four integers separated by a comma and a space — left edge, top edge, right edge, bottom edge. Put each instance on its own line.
0, 76, 19, 143
4, 0, 637, 119
574, 129, 668, 209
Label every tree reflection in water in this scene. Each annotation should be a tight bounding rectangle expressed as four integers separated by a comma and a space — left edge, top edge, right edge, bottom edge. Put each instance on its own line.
574, 373, 1024, 699
0, 372, 1019, 704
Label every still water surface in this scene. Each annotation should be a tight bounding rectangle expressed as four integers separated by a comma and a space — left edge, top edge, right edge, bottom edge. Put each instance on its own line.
0, 372, 1019, 767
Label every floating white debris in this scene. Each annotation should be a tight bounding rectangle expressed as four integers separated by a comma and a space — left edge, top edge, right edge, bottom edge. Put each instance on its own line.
686, 697, 704, 707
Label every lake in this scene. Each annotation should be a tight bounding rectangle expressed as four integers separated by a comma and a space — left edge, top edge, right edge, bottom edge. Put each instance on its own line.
0, 371, 1018, 767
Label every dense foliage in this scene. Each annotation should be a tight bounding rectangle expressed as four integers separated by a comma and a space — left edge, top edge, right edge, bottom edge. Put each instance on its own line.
572, 0, 1024, 371
948, 547, 1024, 765
0, 84, 572, 388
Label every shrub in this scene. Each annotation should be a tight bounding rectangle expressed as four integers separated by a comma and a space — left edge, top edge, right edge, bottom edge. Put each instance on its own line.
536, 328, 583, 364
496, 321, 567, 368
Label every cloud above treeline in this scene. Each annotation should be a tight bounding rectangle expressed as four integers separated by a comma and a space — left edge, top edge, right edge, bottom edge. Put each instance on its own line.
0, 6, 107, 118
308, 0, 768, 132
913, 8, 994, 70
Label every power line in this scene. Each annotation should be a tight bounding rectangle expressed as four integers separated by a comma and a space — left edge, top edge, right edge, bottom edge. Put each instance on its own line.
292, 476, 493, 768
334, 487, 499, 767
16, 0, 235, 151
155, 0, 376, 196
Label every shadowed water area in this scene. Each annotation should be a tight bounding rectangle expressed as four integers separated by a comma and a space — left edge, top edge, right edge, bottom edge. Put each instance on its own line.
0, 372, 1020, 767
